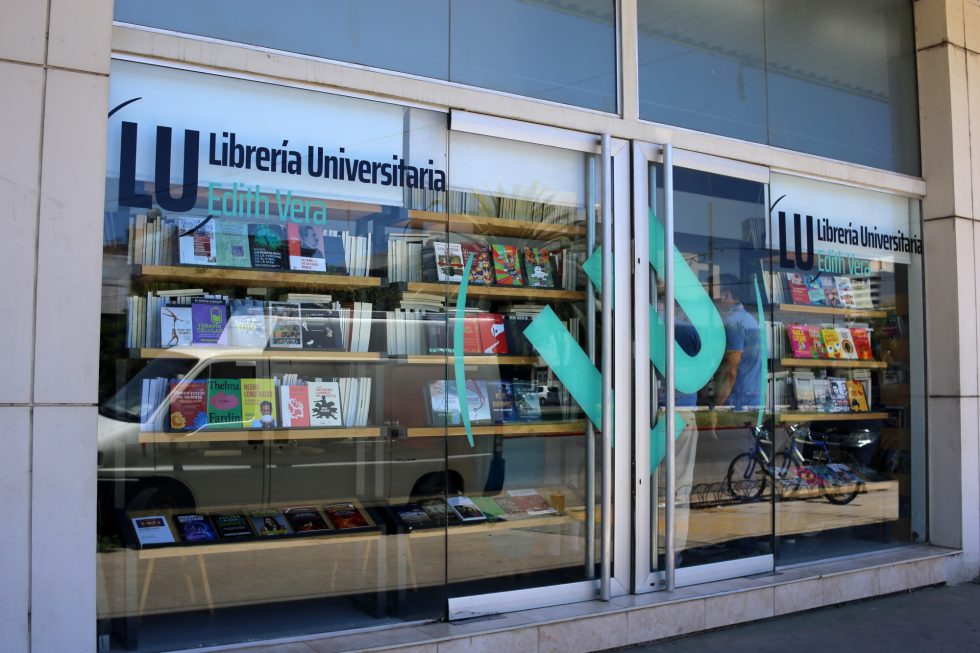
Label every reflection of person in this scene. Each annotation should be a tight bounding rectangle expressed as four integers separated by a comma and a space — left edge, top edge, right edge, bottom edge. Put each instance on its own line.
712, 274, 762, 411
299, 225, 323, 258
251, 400, 277, 429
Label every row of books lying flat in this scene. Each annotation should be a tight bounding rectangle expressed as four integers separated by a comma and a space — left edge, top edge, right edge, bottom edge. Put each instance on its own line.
786, 324, 875, 360
140, 377, 372, 432
760, 269, 877, 309
791, 373, 871, 413
130, 215, 374, 276
390, 238, 579, 291
129, 488, 565, 548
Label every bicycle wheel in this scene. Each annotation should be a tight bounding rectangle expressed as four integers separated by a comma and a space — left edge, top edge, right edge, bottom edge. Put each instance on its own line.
822, 452, 862, 505
771, 452, 803, 498
726, 453, 765, 500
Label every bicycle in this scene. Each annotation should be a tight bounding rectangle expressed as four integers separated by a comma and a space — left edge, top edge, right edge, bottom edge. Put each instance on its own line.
725, 423, 862, 504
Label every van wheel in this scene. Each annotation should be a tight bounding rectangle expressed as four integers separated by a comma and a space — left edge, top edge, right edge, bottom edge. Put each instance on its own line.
410, 471, 463, 501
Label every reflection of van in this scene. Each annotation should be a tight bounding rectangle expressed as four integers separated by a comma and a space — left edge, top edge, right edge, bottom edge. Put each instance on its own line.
97, 348, 498, 523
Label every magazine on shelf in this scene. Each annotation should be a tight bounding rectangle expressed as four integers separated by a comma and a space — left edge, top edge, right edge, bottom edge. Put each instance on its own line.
174, 513, 218, 543
131, 515, 175, 546
210, 512, 253, 539
283, 506, 331, 534
248, 509, 292, 537
322, 502, 375, 531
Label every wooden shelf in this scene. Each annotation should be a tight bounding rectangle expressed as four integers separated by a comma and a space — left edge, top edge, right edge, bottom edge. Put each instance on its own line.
137, 348, 383, 362
780, 358, 888, 369
134, 265, 381, 291
405, 209, 585, 239
773, 304, 887, 319
405, 281, 585, 301
406, 421, 586, 438
398, 354, 542, 366
139, 427, 383, 444
776, 412, 889, 424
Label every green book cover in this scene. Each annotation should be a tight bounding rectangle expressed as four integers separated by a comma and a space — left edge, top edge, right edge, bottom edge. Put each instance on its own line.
215, 220, 251, 268
207, 378, 242, 429
470, 496, 507, 520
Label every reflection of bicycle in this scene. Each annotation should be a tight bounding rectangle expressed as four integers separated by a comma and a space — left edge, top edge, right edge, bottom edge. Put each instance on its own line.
725, 423, 862, 505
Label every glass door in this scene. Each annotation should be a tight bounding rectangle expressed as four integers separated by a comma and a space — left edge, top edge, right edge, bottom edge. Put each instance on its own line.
634, 144, 774, 591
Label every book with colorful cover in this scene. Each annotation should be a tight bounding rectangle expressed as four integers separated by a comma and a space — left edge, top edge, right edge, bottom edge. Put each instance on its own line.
819, 275, 842, 307
169, 380, 208, 431
805, 325, 827, 358
279, 385, 312, 428
131, 515, 175, 546
805, 274, 827, 306
812, 378, 834, 412
522, 247, 555, 288
461, 243, 494, 285
283, 506, 331, 534
307, 381, 343, 427
512, 381, 541, 421
249, 509, 292, 537
476, 313, 508, 354
249, 223, 287, 271
215, 220, 251, 268
287, 223, 326, 272
322, 502, 374, 531
241, 379, 277, 429
159, 304, 193, 348
850, 327, 874, 360
835, 276, 857, 308
828, 377, 851, 412
433, 241, 465, 282
487, 381, 518, 422
267, 301, 302, 349
836, 327, 859, 360
174, 513, 218, 543
191, 299, 227, 345
206, 378, 242, 429
847, 380, 870, 412
793, 377, 817, 411
470, 496, 507, 521
785, 273, 810, 305
210, 512, 253, 538
786, 324, 814, 359
177, 217, 217, 266
448, 495, 487, 523
820, 327, 844, 359
491, 244, 524, 286
506, 489, 556, 515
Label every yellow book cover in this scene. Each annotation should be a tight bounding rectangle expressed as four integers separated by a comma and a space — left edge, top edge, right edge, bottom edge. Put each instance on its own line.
241, 379, 278, 429
847, 380, 869, 412
820, 328, 843, 359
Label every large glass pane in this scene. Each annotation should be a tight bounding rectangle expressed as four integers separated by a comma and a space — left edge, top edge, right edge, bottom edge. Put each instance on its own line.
765, 0, 920, 175
114, 0, 450, 79
450, 0, 617, 112
98, 61, 451, 650
638, 0, 767, 143
769, 173, 925, 564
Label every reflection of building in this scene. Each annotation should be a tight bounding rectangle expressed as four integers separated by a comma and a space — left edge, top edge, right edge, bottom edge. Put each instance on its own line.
4, 2, 980, 653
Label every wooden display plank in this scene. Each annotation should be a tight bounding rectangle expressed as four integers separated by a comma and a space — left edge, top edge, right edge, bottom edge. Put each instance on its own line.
774, 304, 887, 319
399, 354, 542, 366
405, 209, 585, 239
406, 421, 586, 438
780, 358, 888, 369
134, 265, 381, 290
405, 281, 584, 301
775, 412, 889, 424
139, 427, 383, 444
137, 348, 383, 362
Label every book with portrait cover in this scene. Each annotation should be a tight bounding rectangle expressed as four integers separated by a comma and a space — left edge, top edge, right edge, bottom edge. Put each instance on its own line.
287, 223, 326, 272
177, 217, 217, 266
174, 513, 218, 543
241, 379, 277, 429
828, 377, 851, 412
850, 327, 874, 360
248, 223, 287, 271
283, 506, 331, 534
307, 381, 343, 427
448, 495, 487, 523
131, 515, 175, 547
461, 243, 495, 285
491, 244, 524, 286
210, 512, 253, 539
215, 220, 251, 268
433, 241, 464, 282
522, 247, 555, 288
169, 380, 208, 432
279, 385, 311, 428
249, 509, 292, 537
322, 502, 375, 531
819, 275, 842, 307
207, 378, 242, 429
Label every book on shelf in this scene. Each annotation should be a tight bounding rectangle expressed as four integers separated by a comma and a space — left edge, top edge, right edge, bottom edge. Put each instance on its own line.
469, 496, 508, 520
338, 377, 372, 427
835, 276, 857, 308
248, 223, 287, 271
793, 376, 817, 412
786, 323, 814, 359
487, 381, 518, 422
512, 381, 542, 421
248, 509, 292, 537
433, 241, 465, 282
242, 379, 277, 429
785, 273, 810, 305
286, 223, 327, 272
283, 506, 332, 534
299, 303, 344, 350
268, 301, 303, 349
523, 247, 555, 288
141, 378, 169, 432
159, 304, 193, 348
804, 274, 827, 305
207, 378, 243, 429
461, 243, 495, 285
279, 385, 312, 428
226, 298, 268, 348
427, 380, 461, 425
392, 503, 436, 529
476, 313, 509, 354
847, 379, 870, 411
215, 220, 251, 268
131, 515, 176, 547
418, 498, 460, 526
828, 377, 851, 412
191, 299, 228, 345
308, 381, 343, 427
178, 216, 217, 266
805, 325, 827, 358
169, 380, 208, 432
464, 380, 492, 423
210, 512, 254, 538
812, 378, 834, 412
505, 489, 556, 515
448, 495, 487, 523
322, 234, 348, 275
851, 327, 874, 360
820, 327, 844, 359
174, 513, 218, 543
491, 244, 524, 286
836, 327, 859, 360
850, 278, 875, 309
322, 501, 375, 531
819, 275, 842, 307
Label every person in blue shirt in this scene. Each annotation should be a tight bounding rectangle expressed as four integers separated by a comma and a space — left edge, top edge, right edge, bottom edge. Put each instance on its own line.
712, 274, 762, 412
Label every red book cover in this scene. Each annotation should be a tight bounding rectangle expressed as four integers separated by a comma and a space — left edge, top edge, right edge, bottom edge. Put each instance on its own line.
786, 324, 813, 359
476, 313, 509, 354
851, 327, 874, 360
786, 273, 811, 305
169, 380, 208, 431
322, 502, 372, 530
461, 243, 494, 285
279, 385, 311, 428
805, 325, 827, 358
462, 317, 482, 354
